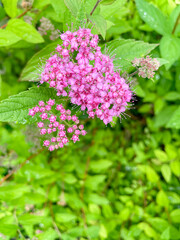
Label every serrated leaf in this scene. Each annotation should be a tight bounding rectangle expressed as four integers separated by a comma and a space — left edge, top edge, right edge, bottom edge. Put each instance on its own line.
89, 15, 107, 39
0, 29, 21, 47
6, 19, 44, 44
103, 39, 158, 72
64, 0, 81, 17
2, 0, 18, 18
135, 0, 170, 35
0, 87, 58, 123
90, 159, 112, 172
20, 39, 62, 81
100, 0, 125, 19
0, 224, 18, 236
160, 35, 180, 70
169, 5, 180, 36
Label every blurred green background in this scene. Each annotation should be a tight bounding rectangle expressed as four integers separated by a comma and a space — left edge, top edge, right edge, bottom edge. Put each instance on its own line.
0, 0, 180, 239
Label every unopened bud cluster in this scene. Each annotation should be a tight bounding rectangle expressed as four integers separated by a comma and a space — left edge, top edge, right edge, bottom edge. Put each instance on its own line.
132, 56, 160, 79
38, 17, 59, 41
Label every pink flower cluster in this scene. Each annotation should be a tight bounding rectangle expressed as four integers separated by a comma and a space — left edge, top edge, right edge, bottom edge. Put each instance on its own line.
40, 28, 132, 125
29, 99, 86, 151
132, 56, 160, 79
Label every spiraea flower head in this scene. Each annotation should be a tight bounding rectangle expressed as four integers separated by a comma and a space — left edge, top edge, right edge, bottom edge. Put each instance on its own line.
40, 27, 132, 125
29, 99, 86, 151
29, 27, 132, 150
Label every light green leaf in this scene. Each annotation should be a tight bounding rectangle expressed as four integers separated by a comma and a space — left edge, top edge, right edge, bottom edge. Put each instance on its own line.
170, 209, 180, 223
164, 91, 180, 101
0, 29, 21, 47
156, 58, 169, 66
100, 0, 125, 19
154, 149, 168, 162
64, 174, 77, 184
0, 224, 18, 236
6, 19, 44, 43
170, 160, 180, 177
55, 213, 77, 223
161, 226, 180, 240
0, 87, 58, 123
90, 159, 112, 172
38, 228, 59, 240
166, 106, 180, 129
135, 0, 170, 35
50, 0, 66, 22
156, 190, 169, 207
89, 15, 107, 39
18, 214, 45, 225
86, 193, 109, 205
154, 105, 178, 128
64, 0, 81, 17
146, 166, 159, 183
161, 164, 171, 182
2, 0, 18, 18
147, 218, 169, 233
160, 35, 180, 70
20, 39, 62, 81
99, 224, 108, 238
103, 39, 158, 72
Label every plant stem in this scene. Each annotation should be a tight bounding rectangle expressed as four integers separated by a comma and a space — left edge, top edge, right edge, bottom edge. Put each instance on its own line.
0, 7, 32, 29
129, 70, 138, 77
90, 0, 102, 16
172, 13, 180, 35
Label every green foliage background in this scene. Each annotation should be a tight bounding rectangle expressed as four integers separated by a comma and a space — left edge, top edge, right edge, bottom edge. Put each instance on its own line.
0, 0, 180, 239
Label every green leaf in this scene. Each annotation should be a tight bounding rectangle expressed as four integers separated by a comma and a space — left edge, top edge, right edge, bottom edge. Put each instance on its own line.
64, 0, 81, 17
2, 0, 18, 18
146, 166, 159, 183
0, 87, 58, 123
6, 19, 44, 43
135, 0, 170, 35
20, 39, 62, 81
170, 160, 180, 177
156, 58, 169, 66
55, 213, 77, 223
50, 0, 66, 22
154, 149, 168, 162
166, 106, 180, 129
154, 105, 178, 128
18, 214, 45, 225
0, 29, 21, 47
147, 218, 169, 233
170, 209, 180, 223
86, 193, 109, 205
161, 164, 171, 182
86, 175, 106, 190
161, 226, 180, 240
100, 0, 125, 19
90, 159, 112, 172
38, 228, 59, 240
164, 91, 180, 101
138, 222, 158, 238
74, 1, 87, 29
101, 0, 116, 5
0, 224, 18, 236
89, 15, 107, 39
156, 190, 169, 207
160, 35, 180, 70
64, 174, 77, 184
103, 39, 158, 72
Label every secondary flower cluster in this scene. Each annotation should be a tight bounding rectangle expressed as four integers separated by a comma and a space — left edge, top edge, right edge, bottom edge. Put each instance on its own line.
29, 99, 86, 151
132, 56, 160, 79
40, 28, 132, 125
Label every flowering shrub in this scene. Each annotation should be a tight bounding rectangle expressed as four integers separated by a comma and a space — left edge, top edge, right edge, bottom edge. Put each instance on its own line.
0, 0, 180, 239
